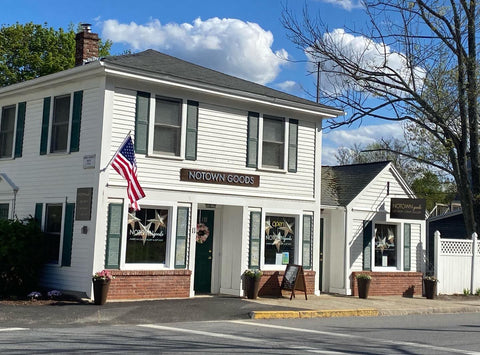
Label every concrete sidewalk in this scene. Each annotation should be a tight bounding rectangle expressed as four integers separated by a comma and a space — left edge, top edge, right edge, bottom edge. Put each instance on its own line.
248, 293, 480, 319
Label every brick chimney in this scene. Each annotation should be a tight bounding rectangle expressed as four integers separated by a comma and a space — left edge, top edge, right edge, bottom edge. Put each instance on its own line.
75, 24, 100, 66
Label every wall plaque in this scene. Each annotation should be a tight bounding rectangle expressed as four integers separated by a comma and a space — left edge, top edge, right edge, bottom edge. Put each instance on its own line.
180, 168, 260, 187
390, 198, 426, 220
76, 187, 93, 221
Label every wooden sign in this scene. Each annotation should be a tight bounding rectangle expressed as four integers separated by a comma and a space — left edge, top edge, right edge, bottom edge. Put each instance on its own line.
180, 168, 260, 187
280, 264, 308, 300
390, 198, 426, 220
76, 187, 93, 221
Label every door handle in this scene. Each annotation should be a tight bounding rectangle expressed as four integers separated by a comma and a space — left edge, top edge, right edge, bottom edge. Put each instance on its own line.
208, 256, 212, 260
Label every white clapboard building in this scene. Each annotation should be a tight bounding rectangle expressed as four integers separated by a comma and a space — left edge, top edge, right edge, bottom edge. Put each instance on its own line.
0, 26, 344, 300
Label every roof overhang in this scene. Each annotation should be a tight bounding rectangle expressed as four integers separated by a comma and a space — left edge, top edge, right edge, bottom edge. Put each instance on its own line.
102, 62, 345, 119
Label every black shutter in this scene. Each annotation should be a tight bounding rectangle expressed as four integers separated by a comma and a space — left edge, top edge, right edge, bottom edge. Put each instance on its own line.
135, 92, 150, 154
246, 112, 259, 168
105, 203, 124, 269
363, 220, 372, 271
69, 91, 83, 152
61, 203, 75, 267
40, 97, 51, 155
14, 102, 26, 158
185, 100, 199, 160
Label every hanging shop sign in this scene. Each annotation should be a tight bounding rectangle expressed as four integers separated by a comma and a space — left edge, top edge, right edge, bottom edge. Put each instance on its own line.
180, 168, 260, 187
390, 198, 426, 220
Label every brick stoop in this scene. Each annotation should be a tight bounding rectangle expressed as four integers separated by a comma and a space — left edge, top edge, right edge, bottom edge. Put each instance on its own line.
351, 271, 422, 297
107, 270, 191, 300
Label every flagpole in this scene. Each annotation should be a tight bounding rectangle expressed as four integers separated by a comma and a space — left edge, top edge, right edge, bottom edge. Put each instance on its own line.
100, 130, 132, 172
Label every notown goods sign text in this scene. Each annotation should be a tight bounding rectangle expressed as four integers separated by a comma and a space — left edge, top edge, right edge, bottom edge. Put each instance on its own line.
180, 168, 260, 187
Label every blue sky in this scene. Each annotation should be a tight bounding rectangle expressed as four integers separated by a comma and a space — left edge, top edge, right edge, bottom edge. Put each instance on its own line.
2, 0, 403, 164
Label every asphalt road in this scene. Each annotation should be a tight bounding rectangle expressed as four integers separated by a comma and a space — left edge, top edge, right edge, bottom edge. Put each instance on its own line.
1, 313, 479, 354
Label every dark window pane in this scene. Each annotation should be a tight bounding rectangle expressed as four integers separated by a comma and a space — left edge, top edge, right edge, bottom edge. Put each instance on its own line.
45, 204, 62, 263
126, 208, 169, 264
264, 215, 295, 265
51, 95, 70, 152
0, 106, 15, 158
374, 224, 397, 267
154, 98, 181, 155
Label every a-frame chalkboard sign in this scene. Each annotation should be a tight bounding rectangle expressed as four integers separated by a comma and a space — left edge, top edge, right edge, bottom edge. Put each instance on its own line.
280, 264, 308, 300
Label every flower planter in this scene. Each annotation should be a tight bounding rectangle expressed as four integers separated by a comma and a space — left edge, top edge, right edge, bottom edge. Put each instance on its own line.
357, 278, 371, 299
93, 279, 110, 305
245, 277, 260, 299
423, 279, 437, 299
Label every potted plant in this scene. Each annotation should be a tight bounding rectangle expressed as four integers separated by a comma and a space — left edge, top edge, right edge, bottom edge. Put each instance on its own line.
243, 269, 263, 299
92, 270, 114, 305
356, 273, 372, 299
423, 275, 438, 299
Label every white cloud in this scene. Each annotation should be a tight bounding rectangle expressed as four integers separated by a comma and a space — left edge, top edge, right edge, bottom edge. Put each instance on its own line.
308, 28, 426, 95
317, 0, 363, 11
276, 80, 301, 92
321, 122, 404, 165
102, 18, 289, 85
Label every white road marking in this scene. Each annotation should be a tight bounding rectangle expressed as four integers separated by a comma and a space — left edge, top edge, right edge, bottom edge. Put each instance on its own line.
0, 328, 28, 332
231, 320, 480, 355
138, 324, 263, 343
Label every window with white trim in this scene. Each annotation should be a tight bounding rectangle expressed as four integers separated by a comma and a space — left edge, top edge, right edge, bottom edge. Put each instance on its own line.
247, 113, 298, 172
126, 207, 170, 264
0, 203, 9, 220
374, 224, 397, 267
264, 215, 296, 266
134, 91, 198, 160
45, 204, 63, 264
50, 95, 70, 152
0, 105, 15, 158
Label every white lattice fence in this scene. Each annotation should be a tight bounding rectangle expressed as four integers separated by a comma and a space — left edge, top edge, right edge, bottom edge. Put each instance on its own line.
435, 232, 479, 295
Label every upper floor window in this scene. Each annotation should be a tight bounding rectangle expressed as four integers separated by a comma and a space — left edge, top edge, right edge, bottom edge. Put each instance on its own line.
51, 95, 71, 153
262, 116, 285, 169
40, 91, 83, 155
247, 112, 298, 172
0, 102, 26, 159
154, 97, 182, 156
0, 105, 16, 158
134, 91, 198, 160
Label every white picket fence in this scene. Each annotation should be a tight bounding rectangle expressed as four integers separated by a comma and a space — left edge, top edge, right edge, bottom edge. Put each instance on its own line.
434, 231, 480, 295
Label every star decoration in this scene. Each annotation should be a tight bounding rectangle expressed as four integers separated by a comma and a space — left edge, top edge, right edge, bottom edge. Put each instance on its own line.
265, 218, 273, 235
135, 222, 154, 245
128, 212, 141, 229
272, 231, 283, 252
148, 210, 167, 232
279, 219, 294, 236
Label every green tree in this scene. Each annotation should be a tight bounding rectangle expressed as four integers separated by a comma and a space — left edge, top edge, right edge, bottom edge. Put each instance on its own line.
283, 0, 480, 236
411, 171, 456, 212
0, 22, 111, 87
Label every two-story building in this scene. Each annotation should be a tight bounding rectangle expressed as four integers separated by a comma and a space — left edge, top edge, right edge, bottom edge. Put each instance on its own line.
0, 26, 344, 300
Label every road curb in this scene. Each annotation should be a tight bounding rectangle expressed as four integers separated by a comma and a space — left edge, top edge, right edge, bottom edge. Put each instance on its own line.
249, 308, 379, 319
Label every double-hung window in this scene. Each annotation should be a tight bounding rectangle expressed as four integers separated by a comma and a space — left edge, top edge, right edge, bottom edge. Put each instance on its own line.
134, 91, 198, 160
0, 102, 26, 159
40, 91, 83, 155
247, 112, 298, 172
262, 116, 285, 169
0, 105, 16, 158
154, 97, 182, 156
50, 95, 70, 152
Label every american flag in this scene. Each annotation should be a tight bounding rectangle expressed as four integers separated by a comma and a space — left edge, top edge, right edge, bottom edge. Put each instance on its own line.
111, 135, 145, 210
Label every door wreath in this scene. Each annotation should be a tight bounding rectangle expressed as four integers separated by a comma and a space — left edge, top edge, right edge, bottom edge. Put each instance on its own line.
196, 223, 210, 244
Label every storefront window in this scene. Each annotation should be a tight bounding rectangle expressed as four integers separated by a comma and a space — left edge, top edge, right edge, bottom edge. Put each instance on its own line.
265, 215, 295, 265
126, 208, 168, 264
375, 224, 397, 267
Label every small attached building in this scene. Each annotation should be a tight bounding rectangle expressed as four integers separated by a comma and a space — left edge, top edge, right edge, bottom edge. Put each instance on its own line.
321, 161, 427, 296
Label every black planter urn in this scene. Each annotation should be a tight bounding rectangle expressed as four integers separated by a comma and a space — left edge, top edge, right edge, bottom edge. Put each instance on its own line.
93, 279, 110, 305
423, 279, 437, 299
357, 278, 371, 299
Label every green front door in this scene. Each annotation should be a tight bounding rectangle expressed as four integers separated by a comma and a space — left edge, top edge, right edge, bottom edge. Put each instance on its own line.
194, 210, 214, 293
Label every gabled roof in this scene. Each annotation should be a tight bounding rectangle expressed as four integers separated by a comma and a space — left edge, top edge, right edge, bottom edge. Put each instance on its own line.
321, 161, 391, 207
101, 49, 343, 116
